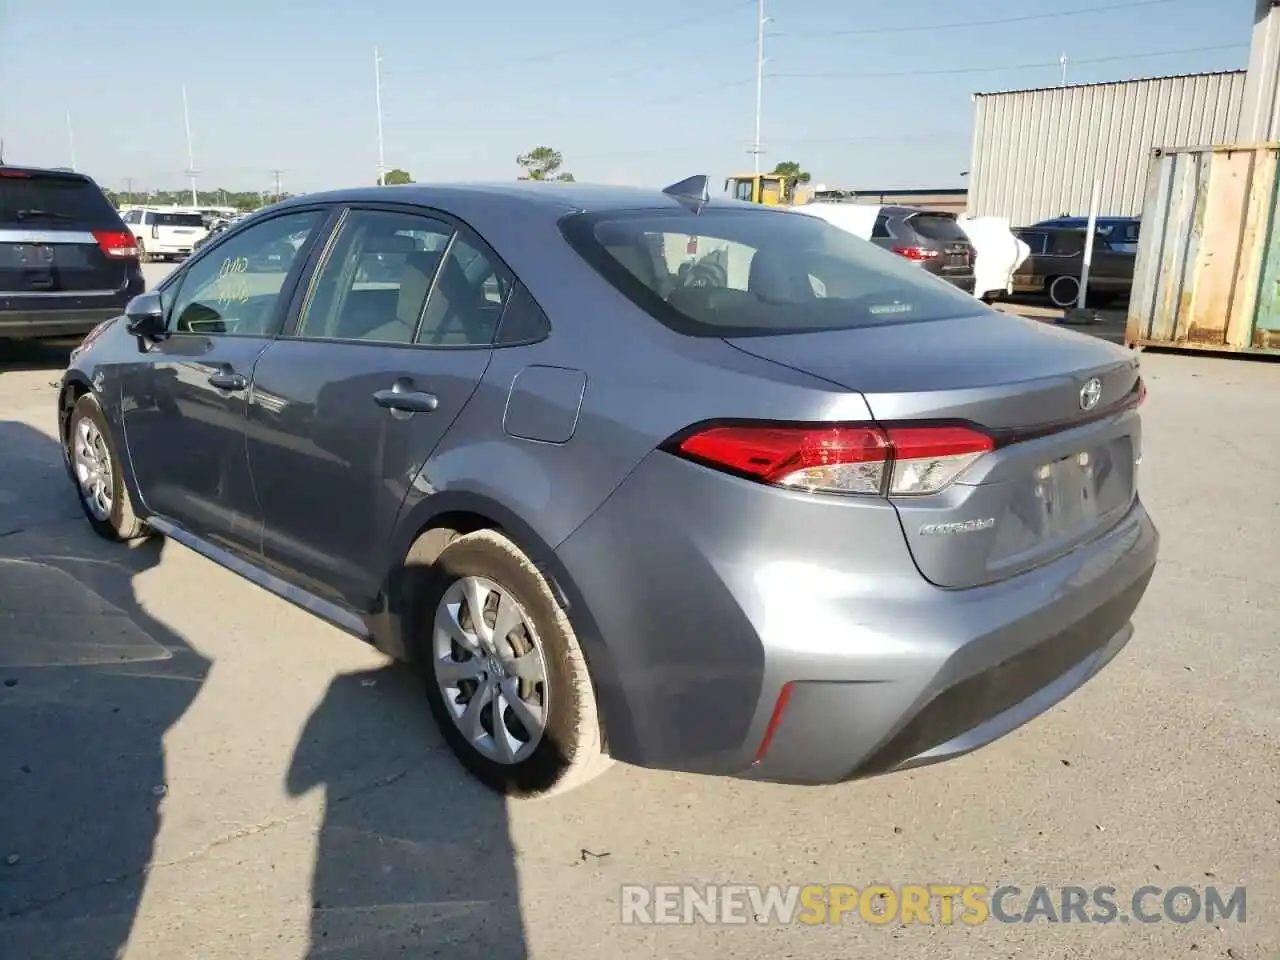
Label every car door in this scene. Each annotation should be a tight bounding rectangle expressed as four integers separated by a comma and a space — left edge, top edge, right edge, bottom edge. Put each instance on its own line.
118, 206, 333, 557
245, 205, 507, 609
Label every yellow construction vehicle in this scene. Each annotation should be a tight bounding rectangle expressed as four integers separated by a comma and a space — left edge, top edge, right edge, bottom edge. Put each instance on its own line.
724, 173, 815, 206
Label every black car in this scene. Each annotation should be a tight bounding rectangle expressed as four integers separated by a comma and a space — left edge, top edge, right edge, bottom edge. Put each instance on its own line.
869, 205, 975, 293
1011, 226, 1135, 308
0, 165, 145, 342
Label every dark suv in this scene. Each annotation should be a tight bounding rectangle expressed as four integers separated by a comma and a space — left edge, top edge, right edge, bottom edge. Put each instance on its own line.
869, 205, 975, 293
1, 165, 145, 342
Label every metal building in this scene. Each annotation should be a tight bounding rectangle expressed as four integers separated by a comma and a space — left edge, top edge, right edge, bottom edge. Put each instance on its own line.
966, 71, 1247, 226
1240, 0, 1280, 142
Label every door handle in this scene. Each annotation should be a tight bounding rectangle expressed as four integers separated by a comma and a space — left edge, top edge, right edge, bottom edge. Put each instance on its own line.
373, 382, 439, 413
208, 370, 248, 391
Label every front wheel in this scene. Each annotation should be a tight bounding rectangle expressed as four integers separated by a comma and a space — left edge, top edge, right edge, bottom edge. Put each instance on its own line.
417, 529, 610, 798
65, 393, 149, 542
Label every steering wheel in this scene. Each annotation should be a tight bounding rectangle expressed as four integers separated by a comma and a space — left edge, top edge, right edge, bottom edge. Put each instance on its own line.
678, 259, 727, 289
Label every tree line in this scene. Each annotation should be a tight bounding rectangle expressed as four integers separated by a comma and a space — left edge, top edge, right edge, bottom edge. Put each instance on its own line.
102, 189, 291, 211
105, 155, 810, 206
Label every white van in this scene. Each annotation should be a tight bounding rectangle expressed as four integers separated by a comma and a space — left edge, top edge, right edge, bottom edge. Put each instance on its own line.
119, 207, 209, 262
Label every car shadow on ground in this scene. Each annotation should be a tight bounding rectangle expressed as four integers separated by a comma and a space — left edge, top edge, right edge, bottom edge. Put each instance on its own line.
0, 340, 75, 374
0, 421, 527, 959
0, 421, 210, 960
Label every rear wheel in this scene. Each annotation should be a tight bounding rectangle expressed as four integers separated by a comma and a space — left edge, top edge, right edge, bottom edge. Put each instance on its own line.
417, 529, 610, 798
65, 393, 149, 542
1047, 275, 1080, 309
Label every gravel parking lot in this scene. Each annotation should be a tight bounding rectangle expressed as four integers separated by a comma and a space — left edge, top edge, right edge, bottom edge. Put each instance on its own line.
0, 271, 1276, 958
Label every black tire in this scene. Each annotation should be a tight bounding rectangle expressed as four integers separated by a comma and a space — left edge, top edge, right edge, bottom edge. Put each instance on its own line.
416, 529, 610, 798
65, 393, 149, 542
1047, 275, 1080, 309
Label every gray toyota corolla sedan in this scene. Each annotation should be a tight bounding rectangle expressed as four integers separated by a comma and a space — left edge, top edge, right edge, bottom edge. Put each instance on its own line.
57, 177, 1158, 797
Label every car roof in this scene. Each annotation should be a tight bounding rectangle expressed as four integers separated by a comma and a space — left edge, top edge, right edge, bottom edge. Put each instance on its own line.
0, 164, 97, 184
271, 181, 743, 219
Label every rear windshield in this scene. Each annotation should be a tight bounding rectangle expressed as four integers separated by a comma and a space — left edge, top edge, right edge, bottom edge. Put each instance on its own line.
0, 173, 120, 227
153, 212, 205, 228
906, 213, 966, 243
560, 207, 983, 337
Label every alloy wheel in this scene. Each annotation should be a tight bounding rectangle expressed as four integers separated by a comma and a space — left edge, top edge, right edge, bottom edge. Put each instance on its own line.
432, 576, 549, 765
72, 418, 114, 522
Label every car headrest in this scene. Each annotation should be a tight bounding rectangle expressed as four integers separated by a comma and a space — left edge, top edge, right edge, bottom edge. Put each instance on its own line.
365, 233, 418, 255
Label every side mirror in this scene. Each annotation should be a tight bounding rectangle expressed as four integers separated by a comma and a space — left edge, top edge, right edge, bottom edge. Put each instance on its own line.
125, 291, 166, 339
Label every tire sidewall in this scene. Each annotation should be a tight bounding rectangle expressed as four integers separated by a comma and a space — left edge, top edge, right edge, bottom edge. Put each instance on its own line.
416, 531, 594, 797
1049, 275, 1080, 308
66, 394, 135, 541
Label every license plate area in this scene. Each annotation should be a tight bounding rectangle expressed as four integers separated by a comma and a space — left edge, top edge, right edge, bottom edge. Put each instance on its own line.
1032, 447, 1114, 536
13, 244, 55, 266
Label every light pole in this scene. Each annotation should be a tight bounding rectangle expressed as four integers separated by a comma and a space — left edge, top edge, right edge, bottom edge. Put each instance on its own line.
66, 111, 77, 171
182, 85, 199, 207
751, 0, 770, 175
374, 47, 386, 186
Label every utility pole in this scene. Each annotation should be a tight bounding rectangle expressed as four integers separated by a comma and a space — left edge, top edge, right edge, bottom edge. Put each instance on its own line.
751, 0, 769, 175
269, 169, 283, 202
374, 47, 386, 186
66, 111, 77, 171
1060, 53, 1069, 87
124, 177, 135, 204
182, 85, 199, 207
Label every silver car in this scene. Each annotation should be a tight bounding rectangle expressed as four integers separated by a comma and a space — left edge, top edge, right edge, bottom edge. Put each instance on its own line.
58, 177, 1158, 797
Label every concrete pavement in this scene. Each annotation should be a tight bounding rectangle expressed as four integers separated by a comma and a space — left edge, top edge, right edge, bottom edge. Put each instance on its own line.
0, 293, 1276, 958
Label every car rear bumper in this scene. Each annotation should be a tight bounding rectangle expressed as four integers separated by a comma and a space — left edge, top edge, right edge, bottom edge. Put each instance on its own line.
555, 451, 1158, 784
940, 274, 976, 294
0, 306, 124, 340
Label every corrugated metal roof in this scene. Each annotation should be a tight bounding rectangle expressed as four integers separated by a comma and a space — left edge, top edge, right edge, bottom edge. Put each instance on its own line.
973, 69, 1246, 98
968, 71, 1248, 226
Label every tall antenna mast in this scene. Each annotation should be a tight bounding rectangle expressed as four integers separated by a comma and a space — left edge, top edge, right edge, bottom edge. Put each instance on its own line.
375, 48, 387, 186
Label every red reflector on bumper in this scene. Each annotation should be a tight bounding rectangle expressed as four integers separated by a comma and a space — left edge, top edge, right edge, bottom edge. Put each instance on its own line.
753, 681, 794, 765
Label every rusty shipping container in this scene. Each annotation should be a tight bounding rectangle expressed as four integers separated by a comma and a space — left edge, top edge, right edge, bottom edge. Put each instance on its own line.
1125, 143, 1280, 354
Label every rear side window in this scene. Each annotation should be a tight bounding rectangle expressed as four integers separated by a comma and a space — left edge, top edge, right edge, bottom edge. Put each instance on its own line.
0, 173, 121, 227
906, 213, 966, 243
1048, 231, 1085, 256
1017, 231, 1049, 255
561, 207, 983, 338
153, 212, 205, 228
871, 215, 892, 239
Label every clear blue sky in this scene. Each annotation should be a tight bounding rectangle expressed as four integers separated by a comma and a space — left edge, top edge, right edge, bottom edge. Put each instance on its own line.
0, 0, 1253, 195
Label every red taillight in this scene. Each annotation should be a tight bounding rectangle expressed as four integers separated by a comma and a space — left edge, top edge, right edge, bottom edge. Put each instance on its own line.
673, 423, 994, 497
0, 169, 32, 178
93, 230, 138, 259
891, 245, 940, 261
753, 682, 794, 765
1136, 378, 1147, 406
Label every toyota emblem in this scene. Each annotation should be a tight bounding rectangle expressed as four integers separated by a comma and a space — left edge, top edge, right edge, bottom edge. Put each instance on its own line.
1079, 377, 1103, 411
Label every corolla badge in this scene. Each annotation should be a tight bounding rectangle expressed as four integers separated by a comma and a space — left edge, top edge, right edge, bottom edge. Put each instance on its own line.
919, 518, 995, 536
1079, 377, 1103, 411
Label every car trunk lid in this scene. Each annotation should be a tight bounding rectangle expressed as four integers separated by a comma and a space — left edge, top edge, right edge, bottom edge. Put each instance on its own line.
725, 311, 1143, 589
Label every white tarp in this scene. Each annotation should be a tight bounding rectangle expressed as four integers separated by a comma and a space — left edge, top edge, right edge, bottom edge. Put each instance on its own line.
956, 215, 1029, 299
791, 201, 881, 240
